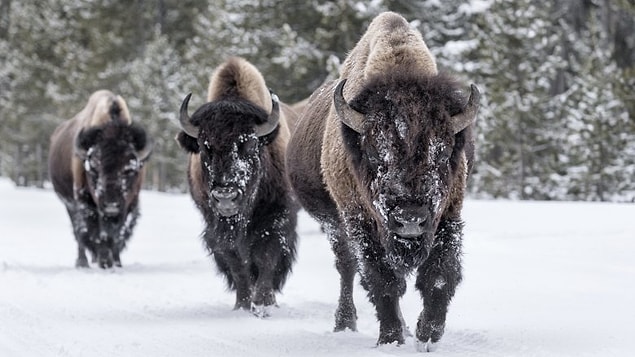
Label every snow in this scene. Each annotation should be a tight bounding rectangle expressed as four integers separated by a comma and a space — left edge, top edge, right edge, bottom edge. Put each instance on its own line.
1, 178, 634, 356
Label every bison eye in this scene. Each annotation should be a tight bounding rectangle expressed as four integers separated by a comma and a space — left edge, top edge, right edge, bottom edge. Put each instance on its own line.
239, 139, 257, 154
122, 168, 137, 177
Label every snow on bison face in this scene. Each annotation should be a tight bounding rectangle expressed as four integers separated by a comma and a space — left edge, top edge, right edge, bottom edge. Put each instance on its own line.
335, 73, 479, 268
177, 93, 280, 219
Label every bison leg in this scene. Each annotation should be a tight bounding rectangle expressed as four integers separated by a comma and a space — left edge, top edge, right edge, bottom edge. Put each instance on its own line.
360, 262, 407, 345
213, 251, 252, 310
112, 248, 122, 268
345, 216, 407, 344
250, 213, 298, 317
415, 219, 463, 347
112, 207, 139, 268
250, 246, 277, 316
329, 225, 358, 332
68, 204, 95, 268
96, 243, 115, 269
75, 244, 89, 268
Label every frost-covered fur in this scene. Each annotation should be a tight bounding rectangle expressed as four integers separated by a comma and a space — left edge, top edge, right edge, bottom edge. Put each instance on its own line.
48, 90, 151, 268
286, 12, 479, 346
176, 57, 298, 313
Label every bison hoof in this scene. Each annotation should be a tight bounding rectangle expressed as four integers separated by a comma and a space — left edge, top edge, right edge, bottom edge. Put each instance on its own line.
98, 260, 113, 269
416, 318, 445, 346
415, 339, 438, 353
334, 309, 357, 332
234, 298, 251, 311
251, 303, 274, 318
75, 257, 89, 268
377, 328, 405, 345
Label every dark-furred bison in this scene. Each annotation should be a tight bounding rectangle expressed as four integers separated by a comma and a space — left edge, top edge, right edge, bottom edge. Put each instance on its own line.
176, 57, 299, 316
48, 90, 152, 268
286, 12, 480, 350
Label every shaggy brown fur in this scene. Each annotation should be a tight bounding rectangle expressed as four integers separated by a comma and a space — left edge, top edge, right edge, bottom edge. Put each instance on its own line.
286, 11, 479, 349
49, 90, 132, 200
176, 57, 299, 315
187, 58, 295, 199
48, 90, 150, 268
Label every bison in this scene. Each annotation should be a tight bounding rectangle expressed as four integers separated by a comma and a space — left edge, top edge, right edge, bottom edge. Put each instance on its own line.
48, 90, 152, 268
176, 57, 298, 316
286, 12, 480, 350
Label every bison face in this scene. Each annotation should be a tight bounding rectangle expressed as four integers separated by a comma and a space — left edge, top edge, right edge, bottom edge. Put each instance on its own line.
335, 74, 479, 266
75, 122, 152, 233
177, 94, 279, 218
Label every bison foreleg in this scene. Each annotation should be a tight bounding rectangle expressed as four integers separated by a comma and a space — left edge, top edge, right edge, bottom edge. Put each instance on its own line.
250, 252, 277, 317
69, 201, 97, 268
415, 219, 463, 347
329, 226, 358, 332
359, 254, 407, 344
75, 244, 89, 268
96, 244, 114, 269
213, 251, 252, 310
112, 208, 139, 268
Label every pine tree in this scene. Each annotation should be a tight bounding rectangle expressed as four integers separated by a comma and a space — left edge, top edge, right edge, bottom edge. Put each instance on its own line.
552, 2, 635, 201
465, 0, 567, 199
122, 31, 190, 191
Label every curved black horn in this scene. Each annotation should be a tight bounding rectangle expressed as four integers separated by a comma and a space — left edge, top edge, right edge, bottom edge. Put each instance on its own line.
450, 84, 480, 134
333, 79, 364, 133
137, 138, 153, 162
255, 91, 280, 137
179, 93, 199, 138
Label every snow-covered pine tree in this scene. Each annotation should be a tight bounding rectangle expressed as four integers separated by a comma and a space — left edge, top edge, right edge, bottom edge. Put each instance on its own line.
551, 2, 635, 201
465, 0, 565, 199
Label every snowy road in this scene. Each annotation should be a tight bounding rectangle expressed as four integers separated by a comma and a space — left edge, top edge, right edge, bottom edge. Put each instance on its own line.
1, 179, 634, 356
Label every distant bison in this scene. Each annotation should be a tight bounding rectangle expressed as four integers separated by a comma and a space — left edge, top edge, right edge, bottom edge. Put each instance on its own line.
48, 90, 152, 268
286, 12, 480, 350
176, 57, 298, 316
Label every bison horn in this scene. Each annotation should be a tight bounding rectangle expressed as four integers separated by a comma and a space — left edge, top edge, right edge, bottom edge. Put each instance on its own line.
334, 79, 364, 133
137, 138, 153, 162
450, 84, 480, 134
179, 93, 200, 138
254, 91, 280, 137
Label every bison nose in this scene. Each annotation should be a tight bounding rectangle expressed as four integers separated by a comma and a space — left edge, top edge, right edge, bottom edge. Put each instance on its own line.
211, 187, 240, 217
211, 187, 239, 201
389, 206, 428, 238
103, 202, 121, 216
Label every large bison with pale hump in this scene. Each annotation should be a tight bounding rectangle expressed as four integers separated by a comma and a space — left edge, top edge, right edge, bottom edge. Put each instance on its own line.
176, 57, 299, 316
48, 90, 152, 268
286, 12, 480, 350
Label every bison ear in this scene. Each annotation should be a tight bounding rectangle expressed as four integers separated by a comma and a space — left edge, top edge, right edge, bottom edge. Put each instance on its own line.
75, 127, 100, 159
130, 124, 153, 162
450, 84, 480, 134
176, 131, 200, 153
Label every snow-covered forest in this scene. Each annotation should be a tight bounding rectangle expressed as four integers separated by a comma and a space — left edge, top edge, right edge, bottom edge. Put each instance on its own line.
0, 0, 633, 201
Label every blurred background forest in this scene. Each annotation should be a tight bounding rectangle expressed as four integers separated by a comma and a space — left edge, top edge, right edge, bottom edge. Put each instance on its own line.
0, 0, 633, 201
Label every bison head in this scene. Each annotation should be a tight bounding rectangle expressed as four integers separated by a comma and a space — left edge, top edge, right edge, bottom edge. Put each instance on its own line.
75, 121, 152, 235
177, 93, 279, 218
334, 73, 479, 267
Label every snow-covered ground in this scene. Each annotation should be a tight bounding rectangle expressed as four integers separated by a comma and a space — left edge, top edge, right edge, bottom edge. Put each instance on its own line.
0, 178, 633, 356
